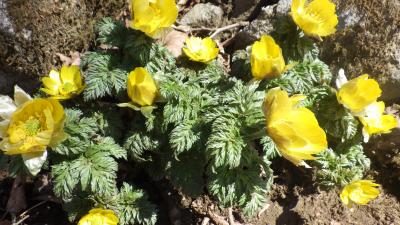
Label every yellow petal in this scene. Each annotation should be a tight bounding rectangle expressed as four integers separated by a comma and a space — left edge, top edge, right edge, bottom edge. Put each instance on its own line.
1, 98, 65, 155
78, 208, 119, 225
48, 70, 61, 83
42, 66, 84, 99
251, 35, 285, 79
360, 114, 398, 136
131, 0, 178, 37
264, 88, 327, 166
183, 36, 219, 63
337, 74, 382, 114
60, 65, 80, 84
291, 0, 338, 37
42, 77, 60, 96
127, 67, 158, 106
340, 180, 380, 207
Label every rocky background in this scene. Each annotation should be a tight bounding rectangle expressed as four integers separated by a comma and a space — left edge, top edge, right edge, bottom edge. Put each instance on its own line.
1, 0, 399, 224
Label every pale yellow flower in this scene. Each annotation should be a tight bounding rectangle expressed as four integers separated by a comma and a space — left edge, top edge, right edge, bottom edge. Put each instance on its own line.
41, 65, 85, 100
263, 88, 327, 166
291, 0, 338, 37
130, 0, 178, 37
337, 74, 381, 115
78, 208, 119, 225
1, 98, 66, 155
358, 101, 398, 141
127, 67, 158, 106
0, 86, 66, 175
340, 180, 380, 207
336, 70, 397, 142
183, 37, 219, 63
251, 35, 285, 80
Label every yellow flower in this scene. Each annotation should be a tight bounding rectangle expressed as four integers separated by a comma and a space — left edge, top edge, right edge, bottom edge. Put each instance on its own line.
358, 101, 398, 141
263, 88, 327, 166
340, 180, 380, 207
130, 0, 178, 37
291, 0, 338, 37
1, 98, 66, 155
182, 37, 219, 63
251, 35, 285, 80
78, 208, 119, 225
0, 86, 66, 175
127, 67, 158, 106
337, 74, 382, 115
41, 65, 85, 100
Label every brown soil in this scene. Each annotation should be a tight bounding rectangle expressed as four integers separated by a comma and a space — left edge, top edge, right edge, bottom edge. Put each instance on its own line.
251, 186, 400, 225
0, 171, 72, 225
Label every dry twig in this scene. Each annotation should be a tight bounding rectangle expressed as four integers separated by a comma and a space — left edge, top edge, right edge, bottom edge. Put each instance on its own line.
210, 22, 249, 39
207, 210, 229, 225
227, 207, 235, 225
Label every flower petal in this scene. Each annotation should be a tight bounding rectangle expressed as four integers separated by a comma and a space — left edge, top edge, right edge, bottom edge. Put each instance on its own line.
22, 151, 48, 176
264, 88, 327, 166
337, 74, 382, 114
14, 85, 32, 105
335, 69, 348, 89
0, 95, 16, 120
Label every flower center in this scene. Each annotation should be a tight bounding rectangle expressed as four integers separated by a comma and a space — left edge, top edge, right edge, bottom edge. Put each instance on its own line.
24, 117, 41, 136
61, 82, 77, 94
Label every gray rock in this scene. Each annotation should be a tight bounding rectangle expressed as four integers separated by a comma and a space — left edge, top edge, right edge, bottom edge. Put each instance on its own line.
233, 0, 291, 49
0, 69, 39, 96
232, 0, 259, 18
320, 0, 400, 102
0, 0, 14, 35
180, 3, 224, 28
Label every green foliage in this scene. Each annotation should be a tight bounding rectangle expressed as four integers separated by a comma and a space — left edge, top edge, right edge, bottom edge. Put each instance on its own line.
314, 144, 370, 187
309, 87, 360, 142
260, 136, 281, 161
52, 136, 126, 199
124, 130, 161, 162
91, 19, 277, 216
81, 52, 129, 101
43, 15, 379, 223
51, 107, 156, 224
208, 150, 273, 216
272, 15, 319, 62
9, 155, 30, 177
105, 183, 157, 225
63, 194, 94, 222
169, 150, 206, 197
264, 58, 332, 95
53, 109, 97, 155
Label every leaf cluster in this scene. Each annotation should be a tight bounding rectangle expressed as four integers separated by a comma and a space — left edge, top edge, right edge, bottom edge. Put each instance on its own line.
56, 17, 376, 220
51, 108, 157, 224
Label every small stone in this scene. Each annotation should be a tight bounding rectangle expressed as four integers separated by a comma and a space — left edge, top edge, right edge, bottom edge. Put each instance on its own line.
180, 3, 224, 28
233, 0, 291, 50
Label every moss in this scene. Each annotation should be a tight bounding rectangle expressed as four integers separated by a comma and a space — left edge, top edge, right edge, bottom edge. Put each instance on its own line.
0, 0, 127, 77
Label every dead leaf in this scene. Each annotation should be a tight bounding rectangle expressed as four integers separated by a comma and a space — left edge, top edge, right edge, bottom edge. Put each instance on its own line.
6, 175, 27, 214
160, 30, 188, 58
56, 51, 81, 66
